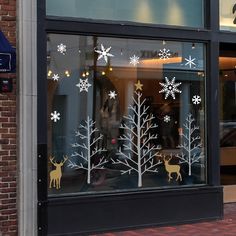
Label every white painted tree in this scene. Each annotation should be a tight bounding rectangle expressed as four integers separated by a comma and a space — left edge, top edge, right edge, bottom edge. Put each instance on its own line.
68, 116, 107, 184
176, 114, 204, 176
112, 91, 162, 187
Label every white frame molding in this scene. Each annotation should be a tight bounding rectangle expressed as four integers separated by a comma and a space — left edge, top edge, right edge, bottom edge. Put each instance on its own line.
18, 0, 37, 234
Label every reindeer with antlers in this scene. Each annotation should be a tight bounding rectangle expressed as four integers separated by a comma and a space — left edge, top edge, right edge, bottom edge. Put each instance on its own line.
49, 155, 68, 189
163, 155, 182, 182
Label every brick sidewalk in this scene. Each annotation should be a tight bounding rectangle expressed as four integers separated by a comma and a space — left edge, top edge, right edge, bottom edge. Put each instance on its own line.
93, 203, 236, 236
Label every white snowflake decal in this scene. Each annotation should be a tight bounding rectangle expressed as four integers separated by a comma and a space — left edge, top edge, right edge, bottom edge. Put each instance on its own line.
95, 44, 114, 63
159, 77, 182, 100
57, 43, 66, 55
164, 115, 171, 123
129, 55, 140, 66
76, 78, 92, 92
108, 91, 117, 99
192, 95, 201, 105
185, 55, 196, 68
52, 74, 59, 81
51, 111, 60, 122
158, 48, 171, 60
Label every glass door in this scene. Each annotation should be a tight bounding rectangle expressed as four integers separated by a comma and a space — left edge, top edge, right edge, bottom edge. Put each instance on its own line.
220, 43, 236, 202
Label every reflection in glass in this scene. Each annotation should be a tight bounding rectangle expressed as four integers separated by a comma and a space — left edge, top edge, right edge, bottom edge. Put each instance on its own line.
220, 45, 236, 185
220, 0, 236, 32
47, 34, 207, 196
46, 0, 204, 28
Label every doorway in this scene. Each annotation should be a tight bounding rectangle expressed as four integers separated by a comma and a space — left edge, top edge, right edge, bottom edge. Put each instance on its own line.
220, 43, 236, 202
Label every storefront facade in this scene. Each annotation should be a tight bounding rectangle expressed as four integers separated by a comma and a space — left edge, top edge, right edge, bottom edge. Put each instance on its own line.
15, 0, 236, 235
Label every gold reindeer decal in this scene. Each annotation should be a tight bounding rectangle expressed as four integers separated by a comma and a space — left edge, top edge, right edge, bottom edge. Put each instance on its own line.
49, 155, 68, 189
163, 155, 182, 182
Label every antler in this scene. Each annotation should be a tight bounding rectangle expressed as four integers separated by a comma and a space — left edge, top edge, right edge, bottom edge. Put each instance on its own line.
163, 155, 167, 162
163, 155, 172, 162
49, 156, 56, 165
61, 155, 68, 164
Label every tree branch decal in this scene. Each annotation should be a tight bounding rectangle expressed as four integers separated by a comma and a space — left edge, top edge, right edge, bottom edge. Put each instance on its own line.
112, 91, 161, 187
176, 114, 204, 176
68, 116, 107, 184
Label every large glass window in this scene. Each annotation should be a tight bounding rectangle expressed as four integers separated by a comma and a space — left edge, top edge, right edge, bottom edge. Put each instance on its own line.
220, 44, 236, 185
220, 0, 236, 31
47, 34, 207, 196
46, 0, 204, 28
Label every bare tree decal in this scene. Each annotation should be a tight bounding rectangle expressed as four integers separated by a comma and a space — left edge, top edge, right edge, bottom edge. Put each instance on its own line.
68, 116, 107, 184
112, 91, 161, 187
176, 114, 204, 176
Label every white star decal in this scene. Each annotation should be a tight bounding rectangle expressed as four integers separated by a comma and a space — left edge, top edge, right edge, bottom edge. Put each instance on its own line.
57, 43, 66, 55
192, 95, 201, 105
158, 48, 171, 60
129, 55, 140, 66
185, 55, 196, 68
95, 44, 114, 63
51, 111, 60, 122
76, 78, 92, 92
52, 74, 59, 81
159, 77, 182, 100
108, 91, 117, 99
164, 115, 171, 123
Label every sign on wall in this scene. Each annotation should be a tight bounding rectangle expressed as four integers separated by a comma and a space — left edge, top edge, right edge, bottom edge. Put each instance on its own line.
0, 53, 12, 72
0, 31, 16, 73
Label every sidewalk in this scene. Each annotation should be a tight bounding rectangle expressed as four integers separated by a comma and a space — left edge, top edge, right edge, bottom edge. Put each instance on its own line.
93, 203, 236, 236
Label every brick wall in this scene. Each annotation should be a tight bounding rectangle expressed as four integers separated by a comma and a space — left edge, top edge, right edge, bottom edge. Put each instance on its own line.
0, 0, 17, 235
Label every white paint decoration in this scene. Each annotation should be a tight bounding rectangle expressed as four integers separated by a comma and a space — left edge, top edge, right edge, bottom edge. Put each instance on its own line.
50, 111, 60, 122
57, 43, 67, 55
176, 114, 204, 176
108, 91, 117, 99
192, 95, 201, 105
129, 55, 140, 66
159, 77, 182, 100
158, 48, 171, 60
76, 78, 92, 92
164, 115, 171, 123
95, 44, 114, 63
185, 55, 196, 68
68, 116, 108, 184
52, 74, 59, 81
112, 91, 162, 187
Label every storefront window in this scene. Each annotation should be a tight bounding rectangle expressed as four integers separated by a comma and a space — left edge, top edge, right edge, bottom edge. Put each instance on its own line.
220, 45, 236, 185
47, 34, 207, 196
220, 0, 236, 31
46, 0, 204, 28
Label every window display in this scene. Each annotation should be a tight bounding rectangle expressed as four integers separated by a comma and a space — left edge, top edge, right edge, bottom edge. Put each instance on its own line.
47, 34, 207, 196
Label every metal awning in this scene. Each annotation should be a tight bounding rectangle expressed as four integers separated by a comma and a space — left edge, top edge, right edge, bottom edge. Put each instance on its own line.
0, 31, 16, 73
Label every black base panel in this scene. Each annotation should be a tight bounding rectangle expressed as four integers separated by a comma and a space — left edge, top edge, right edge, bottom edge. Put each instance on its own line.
47, 186, 223, 236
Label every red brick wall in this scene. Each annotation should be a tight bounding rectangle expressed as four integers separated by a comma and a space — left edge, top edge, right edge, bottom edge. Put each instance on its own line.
0, 0, 17, 235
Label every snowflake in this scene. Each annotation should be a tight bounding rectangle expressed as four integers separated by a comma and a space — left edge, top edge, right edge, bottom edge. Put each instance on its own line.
158, 48, 171, 60
129, 55, 140, 66
192, 95, 201, 105
57, 43, 66, 55
51, 111, 60, 122
108, 91, 117, 99
164, 115, 171, 123
185, 55, 196, 68
52, 74, 59, 81
95, 44, 114, 63
76, 78, 92, 92
159, 77, 182, 100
